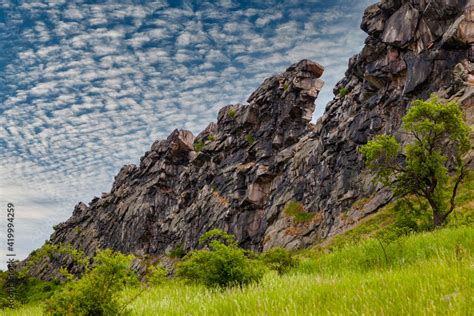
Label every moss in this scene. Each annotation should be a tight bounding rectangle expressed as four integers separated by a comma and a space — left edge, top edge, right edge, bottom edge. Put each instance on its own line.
284, 201, 315, 223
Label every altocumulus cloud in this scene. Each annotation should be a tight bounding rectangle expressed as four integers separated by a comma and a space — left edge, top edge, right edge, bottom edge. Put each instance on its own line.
0, 0, 373, 266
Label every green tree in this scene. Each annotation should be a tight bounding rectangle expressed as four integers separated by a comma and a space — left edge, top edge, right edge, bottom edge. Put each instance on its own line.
360, 98, 471, 227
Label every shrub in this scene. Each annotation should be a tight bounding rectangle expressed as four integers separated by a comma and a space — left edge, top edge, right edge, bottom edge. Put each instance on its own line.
44, 249, 138, 316
207, 134, 216, 142
259, 248, 298, 274
175, 229, 265, 288
20, 243, 89, 281
168, 245, 186, 259
245, 133, 255, 145
227, 108, 236, 119
338, 87, 349, 97
144, 264, 168, 286
0, 273, 60, 308
194, 140, 204, 152
284, 201, 315, 223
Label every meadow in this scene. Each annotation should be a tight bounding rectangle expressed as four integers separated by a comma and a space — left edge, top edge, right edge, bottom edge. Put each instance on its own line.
3, 225, 472, 315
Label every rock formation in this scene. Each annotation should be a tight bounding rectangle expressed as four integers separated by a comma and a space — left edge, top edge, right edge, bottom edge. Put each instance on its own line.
27, 0, 473, 280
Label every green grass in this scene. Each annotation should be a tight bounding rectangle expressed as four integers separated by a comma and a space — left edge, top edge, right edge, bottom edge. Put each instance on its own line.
5, 226, 472, 315
4, 172, 473, 315
283, 201, 315, 223
124, 227, 474, 315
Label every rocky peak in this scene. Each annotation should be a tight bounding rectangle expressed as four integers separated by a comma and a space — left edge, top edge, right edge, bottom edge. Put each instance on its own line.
25, 1, 473, 280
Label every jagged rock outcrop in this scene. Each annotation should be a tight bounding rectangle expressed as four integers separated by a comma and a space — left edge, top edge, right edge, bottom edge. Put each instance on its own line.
27, 0, 473, 280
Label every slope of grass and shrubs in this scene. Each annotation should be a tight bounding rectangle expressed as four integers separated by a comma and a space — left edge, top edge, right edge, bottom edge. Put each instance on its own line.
2, 171, 472, 315
2, 224, 473, 315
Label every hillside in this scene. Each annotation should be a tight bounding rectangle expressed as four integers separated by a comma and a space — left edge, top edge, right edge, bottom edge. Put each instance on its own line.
4, 223, 474, 315
23, 0, 474, 281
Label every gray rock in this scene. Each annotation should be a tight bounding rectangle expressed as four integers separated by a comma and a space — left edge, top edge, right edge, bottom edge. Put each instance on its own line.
23, 1, 473, 281
382, 3, 420, 47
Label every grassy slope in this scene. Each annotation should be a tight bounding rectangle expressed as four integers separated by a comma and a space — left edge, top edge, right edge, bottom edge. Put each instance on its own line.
124, 227, 473, 316
4, 227, 472, 316
3, 173, 473, 315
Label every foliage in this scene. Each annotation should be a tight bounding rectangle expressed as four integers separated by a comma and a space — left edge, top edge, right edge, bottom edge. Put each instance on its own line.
168, 245, 186, 259
284, 201, 315, 223
44, 249, 138, 316
194, 140, 204, 152
0, 273, 60, 308
259, 248, 298, 275
245, 133, 255, 145
360, 97, 471, 227
20, 243, 89, 281
338, 87, 349, 97
144, 264, 168, 286
283, 82, 290, 92
176, 229, 265, 288
121, 227, 471, 316
9, 227, 474, 315
198, 229, 238, 248
227, 108, 236, 119
207, 134, 216, 142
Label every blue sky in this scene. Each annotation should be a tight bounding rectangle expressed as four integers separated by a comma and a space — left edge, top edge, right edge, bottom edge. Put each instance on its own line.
0, 0, 373, 267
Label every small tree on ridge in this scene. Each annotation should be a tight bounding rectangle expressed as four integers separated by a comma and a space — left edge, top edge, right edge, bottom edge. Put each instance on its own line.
360, 97, 471, 227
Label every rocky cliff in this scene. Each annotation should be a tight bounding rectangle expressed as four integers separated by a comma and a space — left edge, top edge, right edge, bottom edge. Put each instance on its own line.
27, 0, 473, 280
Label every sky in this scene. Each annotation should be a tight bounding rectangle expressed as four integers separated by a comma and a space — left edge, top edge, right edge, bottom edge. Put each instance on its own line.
0, 0, 373, 268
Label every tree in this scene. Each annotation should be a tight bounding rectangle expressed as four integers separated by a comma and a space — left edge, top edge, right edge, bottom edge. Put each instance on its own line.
360, 97, 471, 227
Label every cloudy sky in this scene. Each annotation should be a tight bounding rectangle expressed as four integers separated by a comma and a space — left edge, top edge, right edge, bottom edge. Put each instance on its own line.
0, 0, 373, 267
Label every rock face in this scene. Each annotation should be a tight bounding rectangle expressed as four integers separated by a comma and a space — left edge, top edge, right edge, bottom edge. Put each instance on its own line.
28, 1, 473, 279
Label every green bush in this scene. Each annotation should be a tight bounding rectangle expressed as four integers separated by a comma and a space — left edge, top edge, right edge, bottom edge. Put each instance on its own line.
44, 249, 138, 316
207, 134, 216, 142
338, 87, 349, 97
175, 229, 265, 288
168, 245, 186, 259
259, 248, 298, 275
144, 264, 168, 286
0, 272, 60, 308
227, 108, 236, 119
20, 243, 89, 281
194, 140, 204, 152
245, 133, 255, 145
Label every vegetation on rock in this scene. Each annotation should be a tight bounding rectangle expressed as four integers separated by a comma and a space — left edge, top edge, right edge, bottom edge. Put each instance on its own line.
284, 201, 315, 223
194, 140, 204, 152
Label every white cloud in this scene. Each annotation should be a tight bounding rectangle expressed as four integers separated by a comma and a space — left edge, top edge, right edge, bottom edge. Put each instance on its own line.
0, 0, 373, 269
